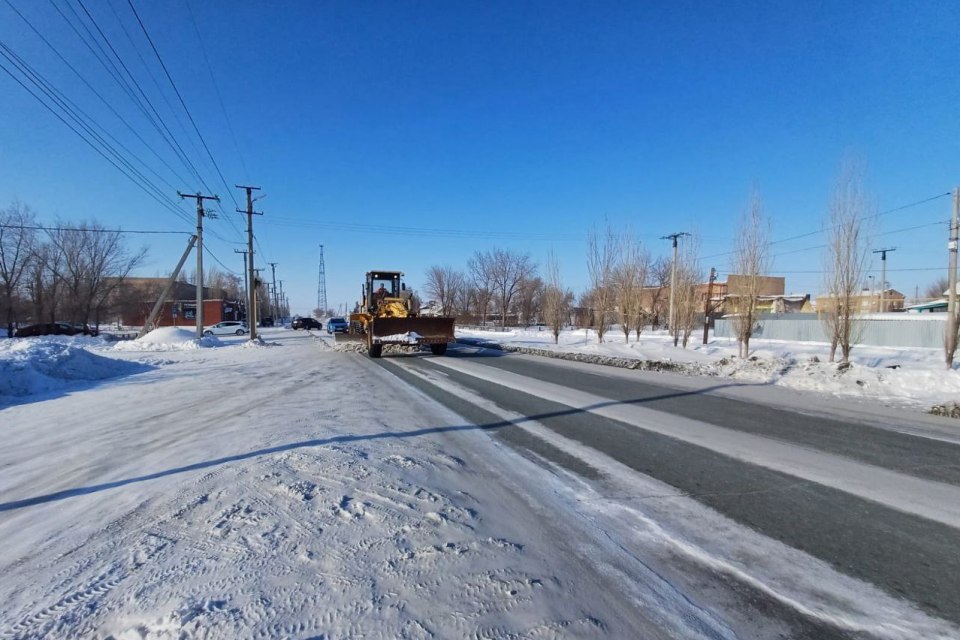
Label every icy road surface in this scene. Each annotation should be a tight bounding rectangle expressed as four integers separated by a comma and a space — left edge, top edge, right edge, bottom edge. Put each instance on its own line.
0, 329, 957, 639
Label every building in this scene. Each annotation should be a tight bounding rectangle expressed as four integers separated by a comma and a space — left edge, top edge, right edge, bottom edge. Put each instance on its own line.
110, 277, 244, 328
815, 289, 906, 314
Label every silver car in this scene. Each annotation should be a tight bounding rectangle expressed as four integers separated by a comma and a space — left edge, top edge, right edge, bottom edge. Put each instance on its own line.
203, 321, 249, 336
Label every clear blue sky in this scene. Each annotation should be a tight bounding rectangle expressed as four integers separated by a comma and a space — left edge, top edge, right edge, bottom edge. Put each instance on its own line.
2, 0, 958, 314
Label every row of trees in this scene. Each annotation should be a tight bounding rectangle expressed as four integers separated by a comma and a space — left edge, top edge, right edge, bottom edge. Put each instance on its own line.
423, 162, 911, 366
0, 201, 147, 337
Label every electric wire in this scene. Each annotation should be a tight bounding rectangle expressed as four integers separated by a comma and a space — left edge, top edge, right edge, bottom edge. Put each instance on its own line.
126, 0, 242, 217
0, 223, 192, 235
47, 0, 209, 192
0, 40, 192, 226
0, 54, 195, 226
70, 0, 213, 193
3, 0, 195, 192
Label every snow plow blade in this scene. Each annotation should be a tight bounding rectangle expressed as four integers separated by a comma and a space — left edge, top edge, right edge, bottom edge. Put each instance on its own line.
371, 317, 455, 346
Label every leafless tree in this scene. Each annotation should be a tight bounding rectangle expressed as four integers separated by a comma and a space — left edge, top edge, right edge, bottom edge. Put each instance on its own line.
424, 265, 465, 316
469, 248, 535, 328
612, 237, 651, 343
541, 252, 571, 343
514, 276, 543, 326
647, 256, 671, 329
45, 222, 147, 327
671, 237, 702, 348
731, 190, 771, 357
821, 162, 871, 364
467, 252, 494, 325
0, 201, 37, 336
587, 225, 620, 342
925, 277, 949, 301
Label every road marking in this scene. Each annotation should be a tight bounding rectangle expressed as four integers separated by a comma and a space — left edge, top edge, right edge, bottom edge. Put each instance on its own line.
420, 356, 960, 530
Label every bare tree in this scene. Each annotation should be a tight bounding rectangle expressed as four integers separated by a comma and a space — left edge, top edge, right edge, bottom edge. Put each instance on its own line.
541, 252, 571, 343
424, 265, 465, 316
672, 237, 702, 348
469, 248, 535, 328
647, 256, 671, 329
46, 222, 146, 327
467, 252, 494, 325
0, 201, 37, 336
821, 162, 871, 364
515, 276, 543, 326
587, 225, 620, 342
612, 237, 651, 343
730, 190, 771, 358
925, 277, 949, 301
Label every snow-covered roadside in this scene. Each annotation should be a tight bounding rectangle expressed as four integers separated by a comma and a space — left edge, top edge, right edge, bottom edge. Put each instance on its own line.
457, 327, 960, 409
0, 330, 681, 638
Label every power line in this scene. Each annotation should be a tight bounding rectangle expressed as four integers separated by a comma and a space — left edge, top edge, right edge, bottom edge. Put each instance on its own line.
126, 0, 242, 217
0, 38, 193, 227
0, 52, 195, 226
702, 192, 952, 260
204, 245, 242, 275
0, 223, 191, 235
184, 0, 249, 182
47, 0, 210, 192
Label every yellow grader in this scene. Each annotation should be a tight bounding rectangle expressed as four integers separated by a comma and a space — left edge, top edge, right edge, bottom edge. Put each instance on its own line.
339, 270, 455, 358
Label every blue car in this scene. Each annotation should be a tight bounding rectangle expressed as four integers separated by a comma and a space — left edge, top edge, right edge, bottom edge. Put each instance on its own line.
326, 318, 349, 334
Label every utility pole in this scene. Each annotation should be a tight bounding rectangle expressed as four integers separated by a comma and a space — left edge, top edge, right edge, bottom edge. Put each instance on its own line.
948, 188, 960, 368
269, 262, 279, 318
702, 267, 716, 345
178, 191, 220, 339
278, 280, 285, 318
661, 232, 689, 341
236, 185, 262, 340
234, 249, 249, 321
872, 247, 897, 313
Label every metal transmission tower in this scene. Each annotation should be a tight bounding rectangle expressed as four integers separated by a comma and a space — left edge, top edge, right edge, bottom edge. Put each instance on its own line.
317, 244, 328, 316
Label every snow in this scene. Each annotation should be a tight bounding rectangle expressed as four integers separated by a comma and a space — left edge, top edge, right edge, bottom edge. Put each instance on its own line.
374, 331, 421, 343
114, 326, 222, 351
457, 326, 960, 408
0, 337, 148, 399
1, 330, 957, 638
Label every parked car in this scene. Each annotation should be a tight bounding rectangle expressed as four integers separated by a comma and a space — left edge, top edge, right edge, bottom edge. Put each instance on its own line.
203, 321, 249, 336
292, 317, 323, 330
14, 322, 98, 337
326, 318, 349, 334
260, 316, 274, 327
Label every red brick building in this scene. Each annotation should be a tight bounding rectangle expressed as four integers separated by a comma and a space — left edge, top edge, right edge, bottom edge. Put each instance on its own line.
111, 278, 243, 328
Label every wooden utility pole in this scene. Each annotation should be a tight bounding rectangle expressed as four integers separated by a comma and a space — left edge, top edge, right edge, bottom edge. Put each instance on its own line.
872, 247, 896, 312
236, 185, 262, 340
269, 262, 279, 317
661, 232, 689, 341
702, 267, 716, 345
948, 188, 960, 368
178, 191, 220, 339
234, 249, 249, 321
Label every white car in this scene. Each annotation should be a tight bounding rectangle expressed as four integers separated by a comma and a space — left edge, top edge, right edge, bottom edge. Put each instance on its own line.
203, 321, 249, 336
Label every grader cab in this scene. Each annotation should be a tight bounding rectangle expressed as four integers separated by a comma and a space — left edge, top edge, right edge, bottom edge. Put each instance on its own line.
342, 270, 455, 358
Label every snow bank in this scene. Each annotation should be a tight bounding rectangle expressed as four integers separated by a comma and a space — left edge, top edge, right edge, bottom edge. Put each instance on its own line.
457, 327, 960, 408
0, 338, 147, 398
114, 327, 221, 352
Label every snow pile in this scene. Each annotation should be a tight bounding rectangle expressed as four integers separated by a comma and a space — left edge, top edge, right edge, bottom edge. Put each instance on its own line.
114, 327, 221, 352
0, 338, 147, 398
457, 327, 960, 408
374, 331, 422, 344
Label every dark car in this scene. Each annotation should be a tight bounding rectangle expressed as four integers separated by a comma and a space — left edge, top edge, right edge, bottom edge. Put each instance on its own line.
260, 316, 274, 327
14, 322, 97, 337
326, 318, 349, 334
292, 317, 323, 330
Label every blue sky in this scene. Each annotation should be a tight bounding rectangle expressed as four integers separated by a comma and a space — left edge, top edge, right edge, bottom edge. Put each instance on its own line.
1, 0, 958, 314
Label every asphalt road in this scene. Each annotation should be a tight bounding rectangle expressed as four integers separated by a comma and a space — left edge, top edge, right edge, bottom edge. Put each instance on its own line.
372, 343, 960, 633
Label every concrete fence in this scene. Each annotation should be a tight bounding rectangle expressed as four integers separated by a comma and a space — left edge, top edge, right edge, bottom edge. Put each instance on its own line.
713, 313, 947, 349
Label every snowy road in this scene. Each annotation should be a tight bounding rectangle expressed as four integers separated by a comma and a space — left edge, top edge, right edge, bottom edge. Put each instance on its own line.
1, 330, 958, 639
